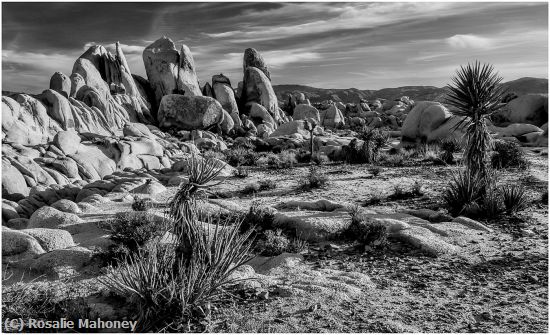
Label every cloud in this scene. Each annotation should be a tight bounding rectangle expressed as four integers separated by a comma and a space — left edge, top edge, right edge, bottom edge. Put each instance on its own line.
446, 34, 493, 49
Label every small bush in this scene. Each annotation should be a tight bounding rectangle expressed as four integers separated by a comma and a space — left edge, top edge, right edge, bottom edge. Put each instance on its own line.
295, 149, 311, 163
278, 150, 298, 168
482, 186, 505, 218
369, 166, 382, 177
233, 166, 250, 178
224, 147, 258, 167
501, 184, 529, 214
299, 166, 329, 190
132, 196, 152, 211
287, 237, 309, 253
107, 212, 167, 254
491, 140, 529, 170
258, 229, 289, 256
241, 182, 260, 195
241, 201, 276, 232
259, 179, 277, 191
343, 209, 388, 250
541, 191, 548, 205
379, 152, 406, 167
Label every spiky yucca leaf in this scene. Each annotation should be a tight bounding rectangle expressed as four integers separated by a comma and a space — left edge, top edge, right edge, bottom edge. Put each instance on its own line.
501, 184, 529, 214
443, 169, 485, 216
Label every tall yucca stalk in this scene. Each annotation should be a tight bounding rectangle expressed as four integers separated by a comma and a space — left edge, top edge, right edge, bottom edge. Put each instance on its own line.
169, 154, 226, 260
445, 61, 507, 178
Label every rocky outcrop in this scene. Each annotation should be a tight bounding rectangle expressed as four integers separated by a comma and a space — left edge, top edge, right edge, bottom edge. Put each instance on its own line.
293, 104, 321, 123
157, 94, 224, 131
499, 94, 548, 127
142, 36, 201, 109
243, 66, 278, 118
401, 101, 468, 144
243, 48, 270, 80
320, 104, 345, 128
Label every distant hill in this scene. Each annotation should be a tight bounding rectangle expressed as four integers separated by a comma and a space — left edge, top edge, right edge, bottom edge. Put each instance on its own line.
274, 77, 548, 104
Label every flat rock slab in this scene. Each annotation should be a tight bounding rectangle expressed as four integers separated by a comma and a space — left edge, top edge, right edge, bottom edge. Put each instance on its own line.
275, 210, 350, 242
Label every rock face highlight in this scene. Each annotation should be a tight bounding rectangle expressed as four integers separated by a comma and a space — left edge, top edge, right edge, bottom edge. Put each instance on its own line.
142, 37, 201, 110
157, 94, 224, 131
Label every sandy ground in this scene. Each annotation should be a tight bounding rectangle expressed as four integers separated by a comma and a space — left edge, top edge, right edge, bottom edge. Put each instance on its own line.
3, 149, 547, 333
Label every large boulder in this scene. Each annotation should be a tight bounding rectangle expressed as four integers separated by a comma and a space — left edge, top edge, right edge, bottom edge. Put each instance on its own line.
248, 102, 276, 127
212, 74, 239, 115
2, 158, 29, 201
401, 101, 468, 143
142, 37, 201, 108
2, 228, 45, 257
293, 104, 321, 123
53, 129, 81, 155
243, 48, 270, 80
157, 94, 224, 130
320, 104, 345, 128
270, 120, 310, 138
27, 206, 84, 234
502, 94, 548, 126
49, 72, 71, 98
22, 228, 75, 252
243, 67, 278, 117
123, 122, 154, 138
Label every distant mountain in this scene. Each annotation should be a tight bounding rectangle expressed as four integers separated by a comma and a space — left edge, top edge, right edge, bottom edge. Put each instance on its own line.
273, 77, 548, 104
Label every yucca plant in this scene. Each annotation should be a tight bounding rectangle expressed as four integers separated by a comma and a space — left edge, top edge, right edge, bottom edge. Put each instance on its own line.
501, 184, 529, 214
445, 61, 507, 178
443, 169, 485, 217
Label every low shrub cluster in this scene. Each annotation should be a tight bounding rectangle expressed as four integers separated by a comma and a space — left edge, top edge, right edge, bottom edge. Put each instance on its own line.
299, 166, 329, 190
342, 206, 389, 250
443, 170, 529, 218
491, 140, 529, 170
341, 127, 389, 164
132, 196, 153, 211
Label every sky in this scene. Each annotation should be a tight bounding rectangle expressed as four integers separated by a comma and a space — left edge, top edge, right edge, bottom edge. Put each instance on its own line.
2, 2, 548, 93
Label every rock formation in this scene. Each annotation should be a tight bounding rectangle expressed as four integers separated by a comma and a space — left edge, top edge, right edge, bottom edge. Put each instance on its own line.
142, 36, 202, 110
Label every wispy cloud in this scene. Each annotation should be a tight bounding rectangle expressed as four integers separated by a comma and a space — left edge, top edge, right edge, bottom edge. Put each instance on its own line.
446, 34, 493, 49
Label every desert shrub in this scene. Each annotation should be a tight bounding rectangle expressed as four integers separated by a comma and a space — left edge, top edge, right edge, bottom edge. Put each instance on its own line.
379, 152, 406, 167
202, 150, 226, 162
387, 182, 423, 201
363, 193, 383, 206
107, 211, 167, 255
224, 147, 258, 167
287, 237, 309, 253
299, 166, 329, 190
491, 140, 529, 170
257, 229, 289, 256
258, 179, 277, 191
278, 150, 298, 168
343, 208, 388, 250
501, 184, 529, 214
233, 165, 250, 178
342, 127, 389, 164
541, 191, 548, 205
241, 201, 276, 232
132, 196, 153, 211
369, 166, 382, 177
101, 213, 253, 332
482, 185, 505, 218
443, 170, 485, 217
438, 138, 462, 164
295, 149, 311, 163
241, 182, 261, 195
